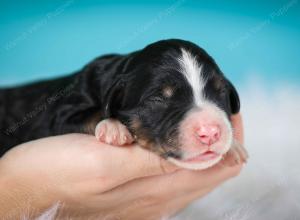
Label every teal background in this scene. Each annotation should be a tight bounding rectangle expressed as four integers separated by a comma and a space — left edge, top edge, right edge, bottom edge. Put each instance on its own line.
0, 0, 299, 87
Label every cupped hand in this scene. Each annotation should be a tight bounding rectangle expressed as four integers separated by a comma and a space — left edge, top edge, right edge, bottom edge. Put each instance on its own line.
0, 113, 244, 220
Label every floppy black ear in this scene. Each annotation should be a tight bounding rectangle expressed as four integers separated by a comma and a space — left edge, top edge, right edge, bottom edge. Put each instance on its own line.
227, 80, 240, 114
102, 76, 126, 118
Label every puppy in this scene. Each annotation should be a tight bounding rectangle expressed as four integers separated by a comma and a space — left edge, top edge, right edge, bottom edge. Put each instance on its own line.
0, 39, 247, 169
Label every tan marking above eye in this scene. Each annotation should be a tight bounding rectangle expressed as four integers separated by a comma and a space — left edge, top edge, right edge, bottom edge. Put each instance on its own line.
162, 86, 173, 98
214, 77, 225, 90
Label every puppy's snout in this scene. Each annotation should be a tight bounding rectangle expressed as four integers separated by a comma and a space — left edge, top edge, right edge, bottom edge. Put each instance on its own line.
178, 105, 233, 157
196, 124, 221, 146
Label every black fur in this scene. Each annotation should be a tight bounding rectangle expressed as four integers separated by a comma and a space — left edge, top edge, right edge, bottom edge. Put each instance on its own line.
0, 39, 240, 157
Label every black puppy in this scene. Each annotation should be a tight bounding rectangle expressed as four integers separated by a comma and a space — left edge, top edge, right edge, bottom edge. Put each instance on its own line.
0, 39, 247, 169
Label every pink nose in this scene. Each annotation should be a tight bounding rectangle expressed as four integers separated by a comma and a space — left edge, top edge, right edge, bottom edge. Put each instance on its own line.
196, 125, 221, 145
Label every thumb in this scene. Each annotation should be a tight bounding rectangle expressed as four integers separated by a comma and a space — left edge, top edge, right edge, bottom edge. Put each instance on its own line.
95, 143, 179, 190
78, 135, 179, 191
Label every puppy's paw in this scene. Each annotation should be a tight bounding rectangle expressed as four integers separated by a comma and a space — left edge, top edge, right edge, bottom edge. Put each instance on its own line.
222, 140, 248, 166
95, 119, 134, 146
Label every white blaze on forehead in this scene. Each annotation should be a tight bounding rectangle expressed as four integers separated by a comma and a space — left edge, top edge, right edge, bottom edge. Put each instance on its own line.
178, 48, 206, 106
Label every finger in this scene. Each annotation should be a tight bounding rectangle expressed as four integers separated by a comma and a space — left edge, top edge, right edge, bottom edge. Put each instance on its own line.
105, 144, 179, 178
230, 113, 244, 144
84, 138, 180, 191
66, 133, 179, 176
163, 164, 243, 193
99, 163, 243, 208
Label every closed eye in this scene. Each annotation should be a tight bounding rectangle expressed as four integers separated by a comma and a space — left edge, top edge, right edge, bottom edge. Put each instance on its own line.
148, 96, 164, 103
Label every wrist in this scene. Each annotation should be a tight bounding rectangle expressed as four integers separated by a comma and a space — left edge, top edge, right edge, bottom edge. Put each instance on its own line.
0, 159, 58, 219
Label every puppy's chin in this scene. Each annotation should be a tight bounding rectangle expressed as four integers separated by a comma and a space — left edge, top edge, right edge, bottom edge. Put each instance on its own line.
166, 135, 232, 170
168, 154, 223, 170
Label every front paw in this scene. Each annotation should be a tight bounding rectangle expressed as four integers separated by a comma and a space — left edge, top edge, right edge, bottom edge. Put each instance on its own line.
222, 140, 248, 166
95, 119, 134, 146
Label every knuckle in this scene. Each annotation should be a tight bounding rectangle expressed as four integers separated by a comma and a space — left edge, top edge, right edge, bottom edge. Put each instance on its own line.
159, 158, 178, 174
228, 164, 243, 177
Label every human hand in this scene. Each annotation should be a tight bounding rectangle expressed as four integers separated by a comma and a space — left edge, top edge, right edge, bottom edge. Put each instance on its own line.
0, 113, 244, 220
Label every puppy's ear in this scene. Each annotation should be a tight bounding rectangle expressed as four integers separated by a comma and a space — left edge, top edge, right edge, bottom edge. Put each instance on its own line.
102, 77, 125, 118
227, 80, 240, 114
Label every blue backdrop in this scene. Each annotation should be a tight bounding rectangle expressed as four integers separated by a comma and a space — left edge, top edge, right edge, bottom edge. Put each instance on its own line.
0, 0, 299, 88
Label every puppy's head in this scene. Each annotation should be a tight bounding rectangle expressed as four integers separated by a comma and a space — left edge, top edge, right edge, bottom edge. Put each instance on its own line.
106, 39, 240, 170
